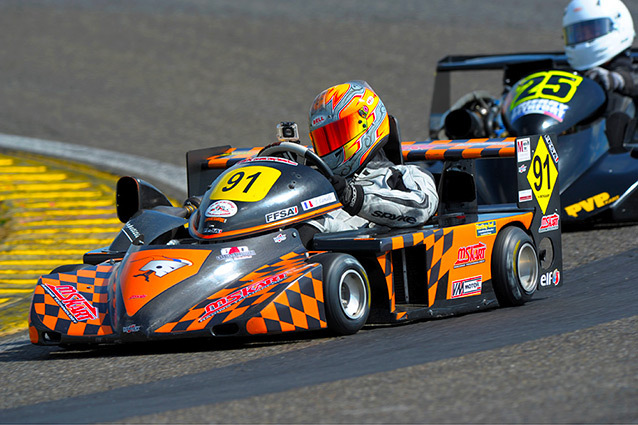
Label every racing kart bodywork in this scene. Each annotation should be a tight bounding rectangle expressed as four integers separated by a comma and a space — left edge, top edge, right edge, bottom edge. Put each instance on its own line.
428, 49, 638, 228
29, 135, 563, 346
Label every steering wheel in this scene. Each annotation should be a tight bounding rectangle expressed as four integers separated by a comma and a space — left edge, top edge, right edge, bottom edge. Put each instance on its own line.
257, 142, 334, 179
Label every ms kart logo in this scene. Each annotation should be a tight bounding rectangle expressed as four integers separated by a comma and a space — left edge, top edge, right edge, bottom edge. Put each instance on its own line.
454, 242, 487, 268
199, 273, 287, 322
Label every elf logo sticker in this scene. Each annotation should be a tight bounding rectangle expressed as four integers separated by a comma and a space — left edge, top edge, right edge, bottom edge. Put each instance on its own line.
540, 269, 560, 287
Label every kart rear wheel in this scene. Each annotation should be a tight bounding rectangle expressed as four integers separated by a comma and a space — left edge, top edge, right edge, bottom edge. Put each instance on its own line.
491, 226, 539, 307
315, 253, 370, 335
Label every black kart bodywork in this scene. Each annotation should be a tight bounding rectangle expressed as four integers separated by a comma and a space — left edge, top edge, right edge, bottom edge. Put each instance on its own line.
428, 49, 638, 228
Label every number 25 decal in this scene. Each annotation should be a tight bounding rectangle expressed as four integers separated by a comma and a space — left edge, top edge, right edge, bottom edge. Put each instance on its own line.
510, 70, 583, 110
210, 166, 281, 202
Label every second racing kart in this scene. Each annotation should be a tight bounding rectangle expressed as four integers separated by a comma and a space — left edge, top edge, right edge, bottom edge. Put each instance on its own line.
28, 132, 563, 347
428, 49, 638, 228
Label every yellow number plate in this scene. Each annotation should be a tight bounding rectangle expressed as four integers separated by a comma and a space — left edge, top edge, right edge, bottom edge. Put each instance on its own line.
526, 137, 557, 214
511, 70, 582, 110
210, 166, 281, 202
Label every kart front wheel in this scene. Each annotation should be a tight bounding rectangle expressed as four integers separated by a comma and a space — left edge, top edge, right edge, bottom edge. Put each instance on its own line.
491, 226, 539, 307
315, 253, 370, 335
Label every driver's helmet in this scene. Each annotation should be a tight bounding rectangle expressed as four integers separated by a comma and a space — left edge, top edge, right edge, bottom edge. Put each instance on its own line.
563, 0, 635, 71
309, 80, 390, 178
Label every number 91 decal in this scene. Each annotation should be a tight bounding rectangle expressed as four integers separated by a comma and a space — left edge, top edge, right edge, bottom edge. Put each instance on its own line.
209, 166, 281, 202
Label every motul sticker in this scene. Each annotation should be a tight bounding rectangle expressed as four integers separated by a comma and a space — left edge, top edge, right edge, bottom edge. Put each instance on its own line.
199, 273, 287, 322
454, 242, 487, 268
539, 213, 560, 232
216, 246, 256, 261
451, 276, 482, 299
42, 284, 99, 323
206, 200, 238, 218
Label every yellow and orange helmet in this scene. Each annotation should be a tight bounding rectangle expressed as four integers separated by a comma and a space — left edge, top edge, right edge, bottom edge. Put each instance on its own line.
309, 80, 390, 177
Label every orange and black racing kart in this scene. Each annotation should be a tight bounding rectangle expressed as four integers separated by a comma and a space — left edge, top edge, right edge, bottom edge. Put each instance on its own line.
28, 133, 563, 346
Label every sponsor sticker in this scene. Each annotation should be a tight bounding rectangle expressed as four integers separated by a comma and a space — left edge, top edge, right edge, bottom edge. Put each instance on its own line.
451, 275, 482, 299
216, 246, 256, 261
517, 138, 531, 162
123, 222, 141, 242
273, 233, 287, 243
454, 242, 487, 268
539, 213, 560, 232
265, 206, 299, 223
123, 324, 141, 334
199, 273, 287, 322
476, 221, 497, 237
544, 135, 559, 163
238, 156, 298, 166
564, 192, 619, 218
301, 192, 337, 211
519, 189, 533, 202
540, 269, 560, 287
42, 284, 99, 323
518, 164, 527, 174
511, 99, 569, 124
205, 200, 238, 218
312, 115, 326, 126
371, 211, 417, 225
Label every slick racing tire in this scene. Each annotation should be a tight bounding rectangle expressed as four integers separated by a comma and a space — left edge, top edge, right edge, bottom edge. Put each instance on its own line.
491, 226, 539, 307
314, 253, 370, 335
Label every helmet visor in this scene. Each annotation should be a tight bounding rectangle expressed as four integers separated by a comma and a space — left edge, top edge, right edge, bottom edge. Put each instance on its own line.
564, 18, 613, 46
310, 113, 368, 157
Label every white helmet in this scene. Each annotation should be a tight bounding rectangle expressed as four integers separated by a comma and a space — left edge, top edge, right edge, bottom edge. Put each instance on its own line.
563, 0, 635, 70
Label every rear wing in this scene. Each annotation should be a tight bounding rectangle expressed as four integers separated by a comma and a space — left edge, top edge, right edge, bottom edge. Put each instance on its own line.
429, 48, 638, 135
185, 138, 517, 197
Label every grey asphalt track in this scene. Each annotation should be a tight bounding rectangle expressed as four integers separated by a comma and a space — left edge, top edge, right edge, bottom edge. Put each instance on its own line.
0, 1, 637, 423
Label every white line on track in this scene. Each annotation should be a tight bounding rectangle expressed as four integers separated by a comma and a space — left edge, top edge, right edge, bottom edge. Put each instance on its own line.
0, 133, 187, 197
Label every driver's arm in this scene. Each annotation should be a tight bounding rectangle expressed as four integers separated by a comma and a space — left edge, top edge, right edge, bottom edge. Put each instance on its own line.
342, 164, 439, 228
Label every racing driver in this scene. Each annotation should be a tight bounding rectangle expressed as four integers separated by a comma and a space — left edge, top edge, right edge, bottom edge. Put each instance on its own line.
300, 80, 438, 241
563, 0, 638, 100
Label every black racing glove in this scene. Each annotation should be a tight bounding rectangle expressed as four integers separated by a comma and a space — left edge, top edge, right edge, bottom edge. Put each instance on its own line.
329, 175, 363, 216
585, 67, 626, 92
